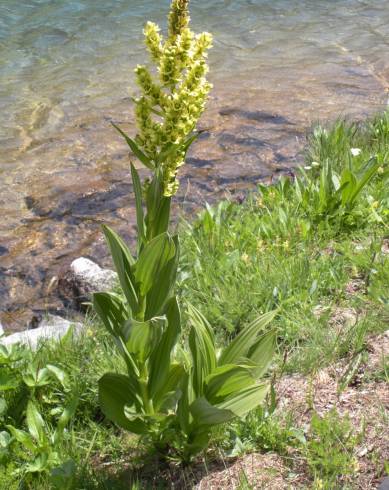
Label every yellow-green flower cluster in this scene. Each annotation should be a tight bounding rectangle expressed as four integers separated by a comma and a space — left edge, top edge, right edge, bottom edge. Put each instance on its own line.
168, 0, 190, 38
133, 0, 213, 196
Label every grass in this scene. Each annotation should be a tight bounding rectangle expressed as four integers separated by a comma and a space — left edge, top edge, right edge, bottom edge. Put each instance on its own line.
305, 409, 362, 489
1, 111, 388, 488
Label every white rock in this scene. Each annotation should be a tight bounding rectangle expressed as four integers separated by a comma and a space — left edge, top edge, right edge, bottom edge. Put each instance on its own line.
0, 314, 82, 350
70, 257, 117, 290
58, 257, 117, 309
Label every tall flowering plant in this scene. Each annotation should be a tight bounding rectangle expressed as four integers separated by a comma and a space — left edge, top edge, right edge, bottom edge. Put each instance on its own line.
113, 0, 212, 247
93, 0, 276, 461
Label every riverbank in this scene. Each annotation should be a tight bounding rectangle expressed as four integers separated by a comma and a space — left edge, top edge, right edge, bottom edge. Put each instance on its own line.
1, 112, 388, 489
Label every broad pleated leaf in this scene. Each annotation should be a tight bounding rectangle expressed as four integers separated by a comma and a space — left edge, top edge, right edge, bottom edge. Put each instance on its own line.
340, 169, 356, 206
247, 329, 277, 379
219, 310, 277, 365
204, 365, 255, 404
349, 157, 380, 205
98, 373, 145, 433
134, 232, 176, 295
188, 304, 216, 397
148, 296, 181, 400
102, 226, 139, 314
93, 292, 128, 338
145, 235, 179, 319
153, 363, 185, 412
217, 382, 269, 418
145, 173, 171, 239
26, 401, 46, 444
153, 196, 171, 237
121, 316, 165, 363
190, 397, 235, 426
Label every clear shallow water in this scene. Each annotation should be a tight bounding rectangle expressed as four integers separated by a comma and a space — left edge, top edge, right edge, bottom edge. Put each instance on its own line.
1, 0, 388, 329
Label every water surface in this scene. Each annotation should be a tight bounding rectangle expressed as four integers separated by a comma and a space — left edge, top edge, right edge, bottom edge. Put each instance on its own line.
1, 0, 388, 330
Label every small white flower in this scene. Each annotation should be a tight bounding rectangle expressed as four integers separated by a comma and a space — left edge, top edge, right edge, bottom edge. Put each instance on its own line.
311, 161, 320, 167
304, 166, 312, 170
350, 148, 361, 156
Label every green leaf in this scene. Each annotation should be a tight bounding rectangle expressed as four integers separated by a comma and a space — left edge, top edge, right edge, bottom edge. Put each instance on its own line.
102, 226, 139, 314
153, 196, 171, 238
148, 296, 182, 400
0, 398, 7, 417
184, 428, 211, 460
182, 131, 202, 155
51, 459, 76, 490
156, 132, 201, 166
153, 363, 185, 412
130, 163, 145, 245
121, 316, 165, 363
247, 329, 277, 379
26, 401, 47, 445
188, 304, 217, 397
0, 344, 29, 365
177, 372, 191, 433
190, 397, 235, 426
219, 310, 277, 365
134, 232, 176, 296
112, 122, 154, 170
26, 453, 50, 473
340, 169, 357, 206
145, 235, 179, 319
23, 366, 51, 387
93, 292, 128, 338
204, 365, 255, 404
46, 365, 69, 389
98, 373, 145, 433
0, 372, 19, 391
93, 294, 138, 376
145, 173, 171, 239
53, 397, 78, 445
6, 425, 35, 451
348, 157, 380, 205
217, 382, 269, 418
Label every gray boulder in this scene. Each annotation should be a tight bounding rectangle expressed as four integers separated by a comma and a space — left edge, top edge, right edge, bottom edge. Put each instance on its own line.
378, 477, 389, 490
58, 257, 117, 310
0, 314, 82, 350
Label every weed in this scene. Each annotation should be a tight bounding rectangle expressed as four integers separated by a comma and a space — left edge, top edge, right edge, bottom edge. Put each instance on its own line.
306, 409, 361, 489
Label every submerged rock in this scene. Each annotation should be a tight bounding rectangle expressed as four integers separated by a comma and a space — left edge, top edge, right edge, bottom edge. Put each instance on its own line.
0, 314, 82, 349
58, 257, 117, 310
